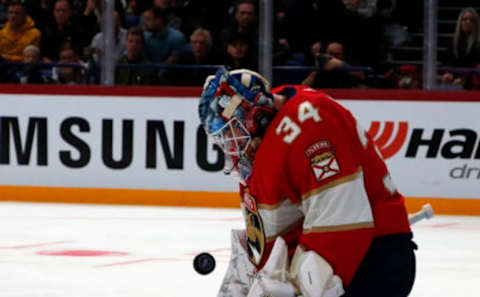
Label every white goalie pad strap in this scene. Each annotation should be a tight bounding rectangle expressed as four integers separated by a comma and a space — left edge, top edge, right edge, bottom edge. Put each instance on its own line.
290, 246, 345, 297
217, 230, 256, 297
247, 237, 296, 297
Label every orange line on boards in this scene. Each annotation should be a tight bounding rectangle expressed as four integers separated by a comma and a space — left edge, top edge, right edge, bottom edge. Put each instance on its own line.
0, 186, 479, 215
404, 197, 480, 216
0, 186, 240, 208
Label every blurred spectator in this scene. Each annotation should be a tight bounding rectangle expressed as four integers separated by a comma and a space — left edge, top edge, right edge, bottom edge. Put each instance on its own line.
115, 26, 158, 85
124, 0, 142, 28
380, 0, 420, 67
283, 0, 384, 69
0, 0, 41, 62
223, 33, 256, 70
271, 2, 307, 66
125, 0, 135, 14
167, 27, 219, 86
140, 8, 153, 31
343, 0, 377, 19
80, 0, 126, 35
23, 0, 54, 31
0, 55, 8, 82
344, 0, 385, 69
80, 0, 125, 19
9, 45, 52, 84
187, 28, 217, 64
143, 7, 186, 64
81, 0, 102, 36
384, 64, 421, 89
302, 41, 366, 88
51, 41, 86, 84
152, 0, 182, 31
0, 0, 8, 28
218, 0, 258, 54
377, 0, 396, 19
40, 0, 90, 62
85, 10, 127, 83
388, 0, 423, 34
327, 42, 345, 60
126, 0, 152, 16
69, 0, 85, 16
281, 1, 346, 55
87, 11, 127, 63
441, 7, 480, 88
177, 0, 231, 39
307, 41, 323, 65
142, 6, 186, 83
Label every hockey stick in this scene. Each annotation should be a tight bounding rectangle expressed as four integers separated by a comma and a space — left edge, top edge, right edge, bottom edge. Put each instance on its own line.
408, 203, 434, 225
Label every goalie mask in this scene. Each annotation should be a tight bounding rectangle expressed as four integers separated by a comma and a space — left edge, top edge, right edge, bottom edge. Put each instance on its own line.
199, 67, 275, 184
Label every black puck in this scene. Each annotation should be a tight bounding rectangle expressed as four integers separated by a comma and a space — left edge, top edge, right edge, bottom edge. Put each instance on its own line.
193, 252, 216, 275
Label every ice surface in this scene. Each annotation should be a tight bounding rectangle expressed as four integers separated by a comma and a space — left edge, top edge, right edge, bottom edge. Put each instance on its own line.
0, 202, 478, 297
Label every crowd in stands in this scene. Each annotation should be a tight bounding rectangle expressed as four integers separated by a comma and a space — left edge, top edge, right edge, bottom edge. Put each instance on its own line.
0, 0, 479, 89
439, 7, 480, 89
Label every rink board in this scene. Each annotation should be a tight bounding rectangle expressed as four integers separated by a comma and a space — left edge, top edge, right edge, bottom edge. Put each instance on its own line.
0, 85, 479, 215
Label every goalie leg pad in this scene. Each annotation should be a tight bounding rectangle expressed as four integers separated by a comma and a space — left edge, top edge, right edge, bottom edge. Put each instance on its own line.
217, 230, 256, 297
247, 276, 297, 297
290, 246, 345, 297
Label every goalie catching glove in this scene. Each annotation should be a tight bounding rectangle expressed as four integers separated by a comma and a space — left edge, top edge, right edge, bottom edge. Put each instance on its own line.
246, 236, 297, 297
290, 244, 344, 297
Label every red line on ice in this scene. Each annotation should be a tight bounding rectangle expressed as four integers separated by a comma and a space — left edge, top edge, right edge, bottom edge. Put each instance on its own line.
37, 250, 129, 257
94, 256, 229, 268
93, 257, 188, 268
1, 216, 242, 221
415, 223, 480, 230
430, 223, 459, 228
0, 240, 73, 249
186, 248, 231, 256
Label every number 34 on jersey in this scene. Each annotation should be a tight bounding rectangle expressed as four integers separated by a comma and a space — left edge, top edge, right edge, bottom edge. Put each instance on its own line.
275, 101, 322, 144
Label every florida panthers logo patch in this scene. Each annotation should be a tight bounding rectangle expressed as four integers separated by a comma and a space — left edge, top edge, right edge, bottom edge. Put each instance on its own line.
305, 140, 341, 182
243, 191, 266, 266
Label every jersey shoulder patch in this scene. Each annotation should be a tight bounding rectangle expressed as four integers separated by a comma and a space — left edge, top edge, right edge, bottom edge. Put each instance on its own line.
305, 140, 341, 182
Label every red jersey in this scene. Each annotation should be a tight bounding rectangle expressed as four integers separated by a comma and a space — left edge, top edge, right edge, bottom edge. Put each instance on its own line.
240, 85, 411, 286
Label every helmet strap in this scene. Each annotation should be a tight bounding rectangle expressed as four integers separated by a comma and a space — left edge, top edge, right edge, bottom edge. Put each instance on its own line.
221, 94, 243, 120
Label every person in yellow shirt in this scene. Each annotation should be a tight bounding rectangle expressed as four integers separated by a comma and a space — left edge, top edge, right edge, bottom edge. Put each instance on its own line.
0, 0, 41, 62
